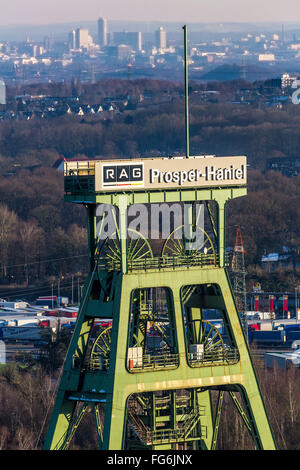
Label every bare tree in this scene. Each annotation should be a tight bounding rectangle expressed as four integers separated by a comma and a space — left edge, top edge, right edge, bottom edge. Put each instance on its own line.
0, 204, 18, 278
18, 219, 44, 286
0, 426, 9, 450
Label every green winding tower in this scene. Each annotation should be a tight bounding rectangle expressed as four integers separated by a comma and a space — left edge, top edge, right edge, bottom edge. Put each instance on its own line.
43, 154, 276, 450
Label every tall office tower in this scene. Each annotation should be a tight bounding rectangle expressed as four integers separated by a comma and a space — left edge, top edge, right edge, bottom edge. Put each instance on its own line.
98, 17, 108, 47
0, 79, 6, 105
282, 24, 285, 43
68, 30, 76, 50
155, 26, 167, 49
135, 31, 142, 51
44, 35, 54, 50
75, 28, 92, 49
113, 31, 142, 51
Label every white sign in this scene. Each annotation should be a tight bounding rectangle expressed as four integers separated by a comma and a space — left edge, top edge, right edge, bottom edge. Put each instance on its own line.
95, 155, 247, 192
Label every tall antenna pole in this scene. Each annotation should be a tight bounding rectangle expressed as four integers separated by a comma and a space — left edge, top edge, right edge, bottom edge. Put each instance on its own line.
183, 24, 190, 159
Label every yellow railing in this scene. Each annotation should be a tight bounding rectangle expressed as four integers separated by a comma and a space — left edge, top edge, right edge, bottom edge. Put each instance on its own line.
188, 347, 240, 366
96, 253, 229, 272
64, 160, 96, 176
127, 353, 179, 372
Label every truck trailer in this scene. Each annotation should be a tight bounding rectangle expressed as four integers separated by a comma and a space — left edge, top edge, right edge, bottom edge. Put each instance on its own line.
0, 325, 54, 343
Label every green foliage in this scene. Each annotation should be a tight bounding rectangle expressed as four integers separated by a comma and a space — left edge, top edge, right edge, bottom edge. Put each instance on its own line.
0, 363, 22, 385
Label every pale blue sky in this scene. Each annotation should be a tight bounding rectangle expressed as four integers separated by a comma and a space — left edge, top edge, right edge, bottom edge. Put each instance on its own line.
1, 0, 300, 25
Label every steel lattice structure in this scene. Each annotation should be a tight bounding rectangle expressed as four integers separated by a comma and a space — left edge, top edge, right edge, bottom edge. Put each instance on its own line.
231, 226, 248, 338
43, 154, 276, 451
231, 226, 247, 313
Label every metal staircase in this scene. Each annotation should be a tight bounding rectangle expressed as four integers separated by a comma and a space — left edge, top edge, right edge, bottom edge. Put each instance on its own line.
127, 397, 206, 447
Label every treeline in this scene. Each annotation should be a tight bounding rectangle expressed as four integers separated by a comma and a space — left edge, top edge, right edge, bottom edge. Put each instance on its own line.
0, 167, 87, 288
0, 79, 299, 291
6, 77, 251, 103
227, 169, 300, 291
0, 163, 298, 291
217, 361, 300, 450
2, 92, 300, 169
228, 169, 300, 259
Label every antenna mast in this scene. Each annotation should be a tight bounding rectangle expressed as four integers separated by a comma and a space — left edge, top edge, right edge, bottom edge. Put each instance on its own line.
183, 25, 190, 158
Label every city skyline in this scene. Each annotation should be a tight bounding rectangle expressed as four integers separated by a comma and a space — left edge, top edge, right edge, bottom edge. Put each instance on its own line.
2, 0, 300, 26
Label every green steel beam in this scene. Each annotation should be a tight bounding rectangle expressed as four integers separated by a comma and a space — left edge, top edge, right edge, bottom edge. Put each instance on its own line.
93, 404, 103, 448
64, 186, 247, 206
211, 390, 224, 450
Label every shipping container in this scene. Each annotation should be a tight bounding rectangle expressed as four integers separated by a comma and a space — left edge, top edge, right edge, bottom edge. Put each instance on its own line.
285, 324, 300, 331
286, 330, 300, 343
249, 329, 286, 345
1, 326, 52, 342
0, 301, 28, 309
0, 316, 40, 327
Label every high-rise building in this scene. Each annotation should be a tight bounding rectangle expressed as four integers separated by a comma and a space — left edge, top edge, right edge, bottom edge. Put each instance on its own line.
75, 28, 92, 49
68, 30, 76, 50
0, 79, 6, 105
43, 35, 54, 50
107, 44, 132, 61
113, 31, 142, 51
98, 17, 108, 47
155, 26, 167, 49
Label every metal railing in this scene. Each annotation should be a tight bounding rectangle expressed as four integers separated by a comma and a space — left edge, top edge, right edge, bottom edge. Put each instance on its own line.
188, 347, 240, 367
96, 253, 229, 272
64, 160, 96, 176
178, 405, 205, 439
127, 401, 207, 445
64, 161, 96, 194
128, 253, 218, 270
87, 355, 109, 371
65, 174, 95, 194
85, 351, 179, 373
145, 423, 207, 445
128, 352, 179, 372
80, 347, 239, 373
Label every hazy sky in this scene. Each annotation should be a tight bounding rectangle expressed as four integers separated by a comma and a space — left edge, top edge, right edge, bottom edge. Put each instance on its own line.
1, 0, 300, 25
